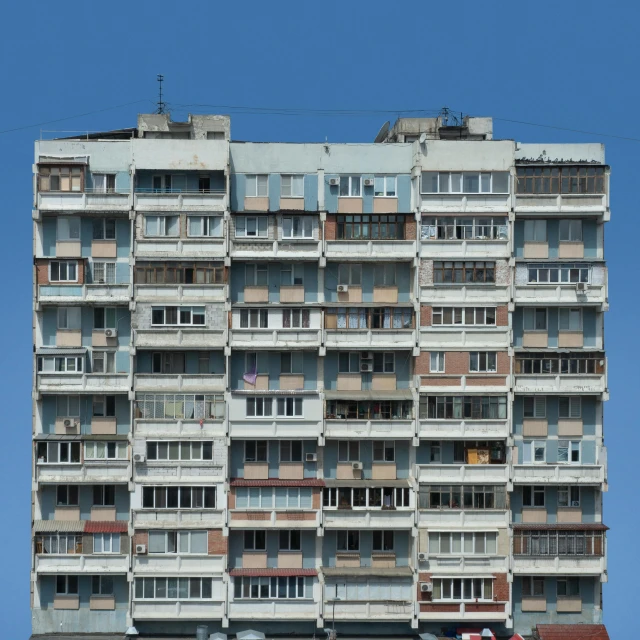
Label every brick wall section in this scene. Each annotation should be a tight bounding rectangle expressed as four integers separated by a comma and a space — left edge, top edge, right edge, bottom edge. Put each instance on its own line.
419, 305, 509, 327
404, 219, 416, 240
415, 351, 510, 375
132, 531, 148, 554
35, 259, 85, 285
208, 530, 228, 555
493, 572, 509, 602
420, 306, 432, 326
312, 488, 321, 510
325, 215, 336, 241
496, 305, 509, 326
228, 491, 236, 509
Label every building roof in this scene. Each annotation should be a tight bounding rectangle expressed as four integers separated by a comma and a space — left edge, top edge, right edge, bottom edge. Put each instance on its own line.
322, 566, 413, 577
35, 347, 87, 356
84, 520, 128, 533
229, 568, 317, 577
513, 523, 609, 531
33, 520, 85, 532
536, 625, 610, 640
230, 478, 324, 487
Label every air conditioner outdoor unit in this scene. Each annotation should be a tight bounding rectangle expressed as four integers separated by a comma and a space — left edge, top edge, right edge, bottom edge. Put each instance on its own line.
63, 419, 72, 427
418, 552, 427, 562
352, 461, 363, 471
306, 453, 318, 462
329, 178, 340, 186
576, 282, 588, 292
136, 544, 147, 554
361, 352, 374, 360
363, 178, 374, 187
337, 284, 349, 293
360, 363, 373, 372
133, 453, 145, 463
420, 582, 433, 593
104, 328, 118, 338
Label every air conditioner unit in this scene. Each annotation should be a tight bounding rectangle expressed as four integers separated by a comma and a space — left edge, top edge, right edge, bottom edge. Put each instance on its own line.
360, 363, 373, 372
329, 178, 340, 186
571, 500, 580, 507
306, 453, 318, 462
352, 461, 363, 471
63, 419, 73, 427
135, 544, 147, 554
133, 453, 145, 463
104, 328, 118, 338
576, 282, 588, 292
361, 352, 374, 360
337, 284, 349, 293
363, 178, 375, 187
418, 552, 427, 562
420, 582, 433, 593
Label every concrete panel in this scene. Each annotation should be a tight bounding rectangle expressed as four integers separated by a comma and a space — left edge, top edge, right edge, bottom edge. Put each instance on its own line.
54, 595, 79, 610
523, 419, 548, 437
373, 287, 398, 303
91, 240, 117, 258
91, 418, 117, 435
338, 198, 363, 214
244, 375, 269, 390
558, 332, 584, 348
91, 506, 116, 521
244, 462, 269, 480
557, 507, 582, 523
558, 420, 583, 437
521, 597, 547, 612
56, 241, 82, 257
55, 417, 80, 435
280, 198, 305, 210
337, 287, 362, 303
91, 331, 118, 348
132, 139, 227, 170
522, 508, 547, 524
54, 506, 81, 521
373, 198, 398, 213
335, 552, 360, 568
558, 242, 585, 259
557, 597, 582, 613
280, 286, 304, 303
371, 375, 396, 391
56, 330, 82, 347
371, 463, 397, 480
278, 552, 303, 569
243, 552, 268, 569
371, 553, 396, 568
337, 374, 362, 391
280, 375, 304, 391
279, 462, 304, 480
421, 140, 514, 171
523, 332, 548, 348
523, 242, 549, 259
337, 463, 361, 480
244, 286, 269, 303
90, 596, 115, 610
244, 196, 269, 212
516, 143, 604, 163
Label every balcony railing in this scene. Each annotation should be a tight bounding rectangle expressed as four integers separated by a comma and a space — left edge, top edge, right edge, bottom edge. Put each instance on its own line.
416, 463, 509, 485
513, 463, 606, 485
134, 189, 227, 211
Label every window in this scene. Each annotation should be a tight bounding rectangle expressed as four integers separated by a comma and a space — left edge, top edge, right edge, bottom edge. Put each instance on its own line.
93, 307, 117, 330
245, 440, 268, 462
198, 176, 211, 193
516, 352, 604, 375
280, 440, 303, 462
135, 577, 213, 600
57, 396, 80, 417
136, 262, 224, 285
559, 219, 583, 242
142, 486, 216, 509
337, 530, 360, 551
245, 264, 268, 286
373, 352, 395, 374
37, 355, 83, 374
147, 441, 213, 461
93, 533, 121, 554
151, 306, 205, 326
527, 263, 590, 284
246, 398, 273, 418
149, 530, 207, 554
327, 400, 413, 420
338, 441, 360, 462
559, 396, 581, 419
56, 575, 79, 595
244, 530, 266, 551
557, 577, 580, 597
372, 530, 394, 552
524, 308, 547, 331
92, 395, 116, 417
430, 352, 445, 373
279, 530, 301, 551
151, 174, 177, 192
374, 263, 396, 286
282, 308, 310, 328
429, 441, 441, 463
523, 440, 547, 463
281, 175, 304, 197
432, 578, 493, 601
515, 529, 603, 556
453, 441, 466, 463
419, 396, 508, 420
135, 393, 224, 420
523, 486, 545, 507
337, 214, 406, 240
57, 307, 81, 330
558, 440, 581, 464
282, 215, 312, 238
92, 218, 116, 240
523, 396, 546, 419
522, 576, 545, 597
57, 217, 80, 241
236, 487, 312, 509
428, 532, 497, 555
187, 215, 223, 237
152, 352, 186, 374
338, 352, 361, 374
373, 441, 395, 462
246, 174, 268, 197
93, 485, 116, 506
280, 263, 304, 286
433, 261, 495, 284
92, 261, 116, 284
56, 485, 79, 506
419, 485, 506, 510
50, 260, 78, 282
432, 307, 496, 326
374, 176, 397, 197
469, 352, 497, 373
516, 165, 605, 195
277, 397, 303, 417
36, 442, 80, 464
84, 441, 127, 460
236, 216, 268, 238
559, 308, 582, 331
145, 215, 179, 237
558, 486, 581, 507
524, 220, 547, 242
338, 263, 362, 286
422, 217, 508, 241
422, 171, 509, 194
92, 351, 115, 374
339, 176, 361, 197
240, 309, 268, 329
370, 307, 413, 329
35, 533, 82, 554
234, 576, 307, 600
39, 166, 83, 192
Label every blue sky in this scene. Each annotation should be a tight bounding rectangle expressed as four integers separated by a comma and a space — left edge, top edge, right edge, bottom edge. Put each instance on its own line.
1, 0, 637, 637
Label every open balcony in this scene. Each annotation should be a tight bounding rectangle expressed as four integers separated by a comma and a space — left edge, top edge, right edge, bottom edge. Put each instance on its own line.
416, 464, 509, 485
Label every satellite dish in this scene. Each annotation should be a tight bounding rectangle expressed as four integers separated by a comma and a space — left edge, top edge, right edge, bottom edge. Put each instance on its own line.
374, 120, 390, 143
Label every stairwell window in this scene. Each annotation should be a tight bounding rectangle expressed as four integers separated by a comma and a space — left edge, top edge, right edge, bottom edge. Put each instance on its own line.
246, 174, 268, 197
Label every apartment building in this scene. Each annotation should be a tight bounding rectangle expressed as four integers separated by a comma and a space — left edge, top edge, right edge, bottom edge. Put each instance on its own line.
31, 113, 609, 639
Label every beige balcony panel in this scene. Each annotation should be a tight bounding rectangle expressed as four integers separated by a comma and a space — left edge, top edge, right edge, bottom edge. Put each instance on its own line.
244, 374, 269, 391
558, 419, 583, 437
91, 330, 118, 348
373, 286, 398, 304
557, 597, 582, 613
278, 551, 303, 569
91, 506, 116, 521
371, 374, 396, 391
56, 330, 82, 347
55, 417, 80, 435
336, 462, 361, 480
54, 506, 81, 521
523, 332, 548, 348
523, 242, 548, 259
523, 419, 548, 437
91, 240, 117, 258
90, 595, 115, 610
557, 507, 582, 523
56, 241, 82, 258
54, 595, 79, 610
280, 198, 305, 210
338, 197, 363, 214
244, 196, 269, 212
279, 462, 304, 480
280, 285, 304, 303
522, 508, 547, 524
244, 286, 269, 303
91, 417, 117, 435
371, 463, 397, 480
521, 597, 547, 612
558, 242, 584, 259
335, 552, 360, 568
371, 552, 396, 568
338, 286, 362, 304
243, 552, 268, 569
558, 331, 584, 348
279, 374, 304, 391
337, 374, 362, 391
244, 462, 269, 480
373, 198, 398, 214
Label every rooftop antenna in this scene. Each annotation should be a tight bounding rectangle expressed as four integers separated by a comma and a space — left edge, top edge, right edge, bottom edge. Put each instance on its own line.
156, 74, 166, 114
439, 106, 463, 127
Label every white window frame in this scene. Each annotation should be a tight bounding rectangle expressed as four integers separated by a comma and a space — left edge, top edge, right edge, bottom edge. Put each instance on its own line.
84, 441, 127, 460
246, 174, 268, 198
432, 577, 493, 601
134, 576, 213, 601
57, 217, 81, 241
145, 215, 179, 237
276, 397, 303, 418
558, 440, 581, 464
38, 355, 84, 374
523, 440, 547, 464
92, 261, 116, 284
93, 533, 121, 554
280, 174, 304, 198
559, 219, 583, 242
339, 176, 361, 197
524, 219, 547, 243
421, 171, 509, 195
36, 441, 81, 464
469, 352, 497, 373
428, 531, 498, 556
49, 260, 78, 283
282, 215, 313, 239
374, 176, 397, 197
148, 530, 208, 554
523, 396, 546, 419
146, 441, 213, 461
338, 440, 360, 463
527, 263, 590, 285
236, 216, 268, 238
432, 307, 497, 326
92, 173, 116, 193
151, 306, 206, 327
187, 215, 223, 238
558, 308, 583, 331
430, 352, 445, 373
558, 396, 582, 419
558, 486, 581, 508
523, 308, 548, 332
246, 398, 273, 418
